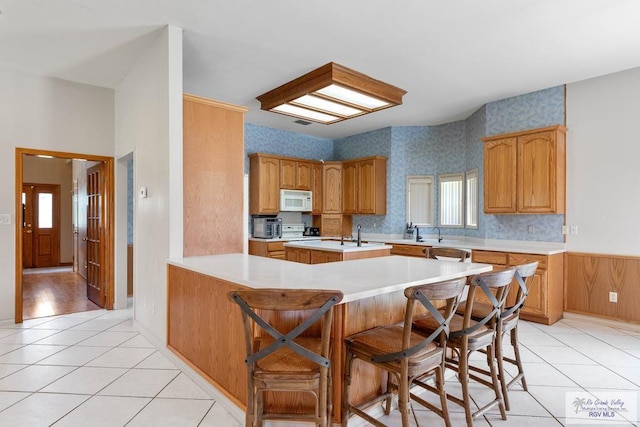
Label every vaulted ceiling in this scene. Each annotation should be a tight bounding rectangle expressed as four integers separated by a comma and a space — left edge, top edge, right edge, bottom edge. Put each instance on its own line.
2, 0, 639, 139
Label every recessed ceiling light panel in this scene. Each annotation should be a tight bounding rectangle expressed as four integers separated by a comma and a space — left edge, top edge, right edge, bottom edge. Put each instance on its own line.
257, 62, 406, 125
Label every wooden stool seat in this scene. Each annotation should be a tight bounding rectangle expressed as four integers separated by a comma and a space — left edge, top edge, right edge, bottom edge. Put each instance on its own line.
342, 278, 467, 427
413, 268, 516, 426
229, 288, 343, 427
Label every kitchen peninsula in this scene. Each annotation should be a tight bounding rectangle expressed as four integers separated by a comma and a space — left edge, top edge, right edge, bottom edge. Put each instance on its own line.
284, 239, 392, 263
166, 254, 491, 423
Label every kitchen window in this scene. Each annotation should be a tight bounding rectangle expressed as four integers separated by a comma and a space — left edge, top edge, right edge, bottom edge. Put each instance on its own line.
439, 173, 464, 228
405, 175, 434, 226
466, 169, 478, 229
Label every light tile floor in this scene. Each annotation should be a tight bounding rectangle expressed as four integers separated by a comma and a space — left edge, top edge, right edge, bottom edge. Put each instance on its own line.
0, 306, 638, 426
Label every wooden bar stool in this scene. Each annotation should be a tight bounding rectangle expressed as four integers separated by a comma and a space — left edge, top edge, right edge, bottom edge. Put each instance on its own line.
229, 288, 343, 427
461, 262, 538, 410
413, 269, 515, 426
342, 278, 467, 427
424, 247, 470, 262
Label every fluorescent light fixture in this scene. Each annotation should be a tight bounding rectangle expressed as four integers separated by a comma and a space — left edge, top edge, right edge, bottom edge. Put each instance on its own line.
316, 84, 390, 110
273, 104, 339, 124
292, 95, 363, 117
257, 62, 406, 125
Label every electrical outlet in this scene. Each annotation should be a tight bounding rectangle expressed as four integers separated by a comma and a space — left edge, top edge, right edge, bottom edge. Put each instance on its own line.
570, 225, 578, 235
609, 292, 618, 303
562, 225, 569, 235
0, 214, 11, 225
528, 225, 535, 234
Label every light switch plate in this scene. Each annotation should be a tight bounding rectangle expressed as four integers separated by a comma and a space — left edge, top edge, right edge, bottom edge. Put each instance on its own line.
0, 214, 11, 225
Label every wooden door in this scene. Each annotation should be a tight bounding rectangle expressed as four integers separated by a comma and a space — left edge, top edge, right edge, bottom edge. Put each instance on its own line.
22, 184, 60, 268
342, 161, 357, 214
484, 138, 517, 213
86, 163, 106, 307
21, 185, 34, 268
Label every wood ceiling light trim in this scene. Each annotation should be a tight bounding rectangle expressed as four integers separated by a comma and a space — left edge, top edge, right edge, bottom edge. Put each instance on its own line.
256, 62, 406, 124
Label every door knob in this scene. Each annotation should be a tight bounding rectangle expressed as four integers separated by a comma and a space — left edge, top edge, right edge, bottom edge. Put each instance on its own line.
25, 230, 32, 234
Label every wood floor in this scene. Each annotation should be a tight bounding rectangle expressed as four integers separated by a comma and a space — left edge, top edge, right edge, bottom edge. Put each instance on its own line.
22, 268, 101, 319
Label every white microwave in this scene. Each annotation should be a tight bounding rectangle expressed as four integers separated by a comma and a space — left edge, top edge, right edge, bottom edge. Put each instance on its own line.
280, 189, 313, 212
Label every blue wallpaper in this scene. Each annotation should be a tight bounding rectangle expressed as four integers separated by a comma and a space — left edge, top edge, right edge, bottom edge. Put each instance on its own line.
486, 86, 565, 135
244, 123, 333, 173
243, 85, 566, 242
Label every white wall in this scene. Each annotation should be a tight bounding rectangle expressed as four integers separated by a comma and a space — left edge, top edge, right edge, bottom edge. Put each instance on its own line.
566, 67, 640, 256
115, 25, 183, 343
0, 69, 114, 322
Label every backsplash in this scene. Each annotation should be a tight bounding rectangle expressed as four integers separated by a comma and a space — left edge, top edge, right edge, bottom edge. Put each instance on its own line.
244, 85, 566, 243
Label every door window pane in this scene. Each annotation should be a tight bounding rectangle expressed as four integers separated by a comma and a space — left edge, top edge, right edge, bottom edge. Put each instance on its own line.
38, 193, 53, 228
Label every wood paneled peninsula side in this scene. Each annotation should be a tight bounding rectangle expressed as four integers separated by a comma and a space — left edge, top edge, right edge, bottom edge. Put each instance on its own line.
166, 254, 491, 424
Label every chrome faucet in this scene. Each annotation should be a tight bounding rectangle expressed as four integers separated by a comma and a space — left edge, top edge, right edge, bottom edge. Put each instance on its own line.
433, 226, 443, 243
415, 226, 423, 242
356, 224, 362, 247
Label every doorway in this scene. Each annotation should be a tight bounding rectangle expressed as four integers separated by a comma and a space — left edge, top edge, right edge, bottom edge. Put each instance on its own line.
15, 148, 115, 323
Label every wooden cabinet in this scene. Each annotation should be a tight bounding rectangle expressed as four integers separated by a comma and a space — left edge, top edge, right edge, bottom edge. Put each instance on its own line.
390, 244, 428, 257
322, 162, 342, 213
315, 213, 352, 237
249, 154, 280, 214
280, 159, 312, 190
285, 246, 391, 264
472, 249, 563, 325
342, 157, 387, 215
483, 125, 566, 214
312, 162, 323, 214
183, 94, 247, 256
248, 240, 287, 260
285, 247, 311, 264
342, 161, 357, 214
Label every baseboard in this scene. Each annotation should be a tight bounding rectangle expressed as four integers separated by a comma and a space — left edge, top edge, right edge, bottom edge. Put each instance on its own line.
563, 312, 640, 333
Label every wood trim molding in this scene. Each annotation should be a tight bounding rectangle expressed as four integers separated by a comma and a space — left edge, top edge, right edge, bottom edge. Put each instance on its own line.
482, 124, 567, 142
15, 148, 115, 323
183, 93, 248, 113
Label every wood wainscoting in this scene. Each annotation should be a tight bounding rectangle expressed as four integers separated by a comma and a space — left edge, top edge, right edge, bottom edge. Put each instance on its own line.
566, 252, 640, 323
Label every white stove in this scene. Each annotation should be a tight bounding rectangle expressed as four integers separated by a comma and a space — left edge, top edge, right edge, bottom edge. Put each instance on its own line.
281, 223, 305, 239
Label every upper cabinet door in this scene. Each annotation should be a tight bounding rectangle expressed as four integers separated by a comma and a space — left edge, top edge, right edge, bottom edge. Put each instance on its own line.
280, 159, 296, 189
517, 130, 562, 213
484, 138, 517, 213
323, 163, 342, 213
357, 157, 386, 215
312, 162, 323, 214
296, 161, 312, 190
250, 154, 280, 214
342, 161, 358, 214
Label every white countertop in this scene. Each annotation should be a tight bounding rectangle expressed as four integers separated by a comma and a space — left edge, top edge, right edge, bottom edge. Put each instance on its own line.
249, 235, 565, 255
361, 234, 566, 255
168, 254, 492, 303
283, 240, 392, 253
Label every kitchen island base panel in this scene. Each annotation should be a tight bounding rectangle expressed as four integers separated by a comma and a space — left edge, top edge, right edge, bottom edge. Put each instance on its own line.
168, 265, 426, 424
